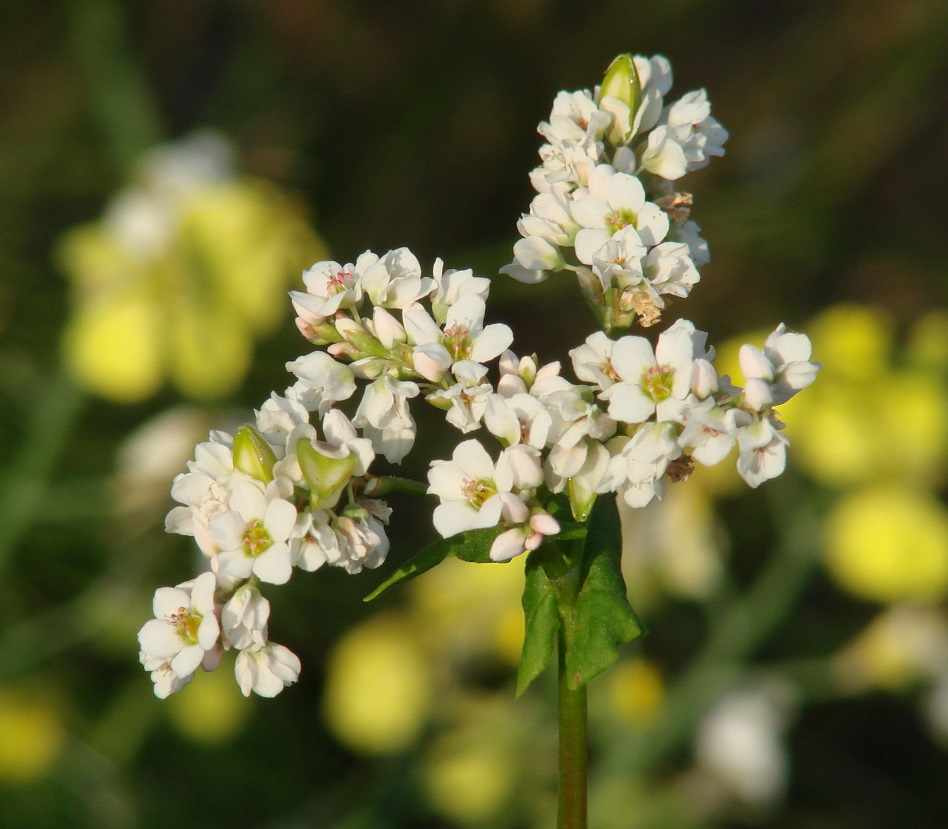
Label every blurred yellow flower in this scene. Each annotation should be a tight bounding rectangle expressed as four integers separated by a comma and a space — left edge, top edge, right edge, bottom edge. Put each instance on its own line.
165, 664, 251, 744
424, 738, 518, 823
58, 132, 325, 402
0, 689, 65, 784
322, 612, 433, 755
834, 605, 948, 693
408, 554, 526, 665
608, 658, 664, 724
422, 696, 527, 824
823, 486, 948, 604
725, 304, 948, 489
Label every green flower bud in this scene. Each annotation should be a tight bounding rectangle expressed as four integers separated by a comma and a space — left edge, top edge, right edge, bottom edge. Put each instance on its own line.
334, 318, 390, 359
233, 425, 277, 484
297, 440, 358, 510
568, 479, 597, 523
599, 54, 642, 143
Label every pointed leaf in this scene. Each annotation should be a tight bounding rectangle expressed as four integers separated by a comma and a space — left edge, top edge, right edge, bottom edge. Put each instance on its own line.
363, 526, 503, 601
516, 552, 560, 697
564, 494, 645, 689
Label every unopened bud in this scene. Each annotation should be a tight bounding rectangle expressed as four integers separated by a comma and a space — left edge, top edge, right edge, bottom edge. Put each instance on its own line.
334, 318, 389, 359
599, 54, 642, 142
233, 425, 277, 484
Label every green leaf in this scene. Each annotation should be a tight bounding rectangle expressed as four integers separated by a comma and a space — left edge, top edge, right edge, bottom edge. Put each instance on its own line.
564, 494, 645, 689
515, 553, 560, 697
363, 526, 503, 601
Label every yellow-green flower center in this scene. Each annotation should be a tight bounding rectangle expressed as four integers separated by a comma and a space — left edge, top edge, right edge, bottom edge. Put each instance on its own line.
242, 518, 273, 557
170, 606, 202, 645
606, 208, 638, 234
461, 478, 496, 508
641, 363, 675, 402
442, 324, 473, 361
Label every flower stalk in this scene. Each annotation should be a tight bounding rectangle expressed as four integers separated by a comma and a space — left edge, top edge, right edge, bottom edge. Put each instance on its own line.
558, 626, 588, 829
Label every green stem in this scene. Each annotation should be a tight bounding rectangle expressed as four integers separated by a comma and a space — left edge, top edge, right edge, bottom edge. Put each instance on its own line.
558, 628, 588, 829
364, 475, 432, 499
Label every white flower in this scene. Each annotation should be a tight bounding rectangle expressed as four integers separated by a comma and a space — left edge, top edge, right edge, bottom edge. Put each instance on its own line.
290, 254, 372, 323
615, 422, 682, 508
138, 572, 221, 696
254, 392, 311, 448
221, 583, 270, 650
570, 331, 621, 391
630, 54, 674, 136
360, 247, 433, 309
210, 480, 298, 584
590, 226, 647, 293
762, 325, 820, 404
736, 419, 788, 488
639, 125, 688, 180
429, 259, 491, 323
571, 166, 670, 264
427, 360, 493, 433
642, 242, 700, 300
289, 506, 335, 571
600, 319, 705, 424
353, 374, 420, 463
404, 294, 513, 369
235, 643, 301, 698
679, 398, 751, 466
695, 686, 792, 805
483, 392, 552, 449
428, 439, 533, 538
286, 352, 357, 415
539, 89, 612, 146
666, 89, 729, 171
332, 499, 391, 574
497, 351, 572, 398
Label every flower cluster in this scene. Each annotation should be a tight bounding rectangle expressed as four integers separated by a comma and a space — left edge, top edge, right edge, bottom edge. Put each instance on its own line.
502, 54, 726, 331
139, 52, 819, 700
139, 249, 517, 697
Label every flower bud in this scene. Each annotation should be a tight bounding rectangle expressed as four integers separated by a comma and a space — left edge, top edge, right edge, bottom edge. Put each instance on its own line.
599, 54, 642, 142
743, 377, 775, 411
691, 358, 719, 398
739, 344, 775, 382
334, 318, 389, 359
233, 424, 277, 484
297, 440, 358, 510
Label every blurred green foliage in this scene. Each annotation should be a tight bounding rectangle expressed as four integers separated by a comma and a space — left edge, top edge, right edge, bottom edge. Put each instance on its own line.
0, 1, 946, 828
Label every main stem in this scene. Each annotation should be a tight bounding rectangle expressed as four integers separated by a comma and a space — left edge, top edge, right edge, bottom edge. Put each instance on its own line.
557, 628, 588, 829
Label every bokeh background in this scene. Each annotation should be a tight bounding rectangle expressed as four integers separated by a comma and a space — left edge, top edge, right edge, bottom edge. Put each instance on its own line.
1, 0, 947, 827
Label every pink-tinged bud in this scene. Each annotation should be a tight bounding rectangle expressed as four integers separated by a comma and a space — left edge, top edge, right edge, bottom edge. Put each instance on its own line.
233, 425, 277, 484
743, 377, 775, 411
297, 440, 358, 510
691, 358, 719, 398
412, 343, 452, 382
499, 350, 519, 376
529, 512, 560, 537
372, 307, 406, 350
739, 344, 775, 382
500, 492, 529, 524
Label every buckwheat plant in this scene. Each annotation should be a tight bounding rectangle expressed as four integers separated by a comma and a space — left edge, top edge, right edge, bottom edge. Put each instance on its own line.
139, 54, 820, 828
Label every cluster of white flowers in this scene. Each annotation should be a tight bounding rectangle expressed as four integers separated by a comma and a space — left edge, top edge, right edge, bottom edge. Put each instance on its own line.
502, 54, 727, 331
139, 52, 819, 700
139, 248, 518, 697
